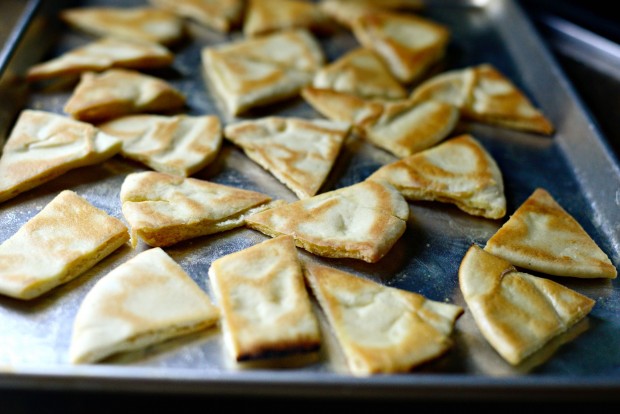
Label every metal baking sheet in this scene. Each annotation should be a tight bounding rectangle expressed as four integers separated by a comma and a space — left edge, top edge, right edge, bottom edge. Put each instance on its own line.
1, 0, 619, 402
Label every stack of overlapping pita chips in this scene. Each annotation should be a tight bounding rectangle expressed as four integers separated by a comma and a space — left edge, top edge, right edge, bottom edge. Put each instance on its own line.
0, 0, 614, 376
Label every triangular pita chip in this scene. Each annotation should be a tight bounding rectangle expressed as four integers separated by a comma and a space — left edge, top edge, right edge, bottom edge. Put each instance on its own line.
98, 114, 222, 177
459, 244, 596, 365
69, 247, 219, 364
245, 180, 409, 263
303, 262, 463, 376
243, 0, 333, 37
410, 63, 554, 135
484, 188, 617, 279
60, 6, 185, 45
120, 171, 279, 247
0, 110, 122, 204
351, 10, 450, 84
319, 0, 425, 29
312, 47, 407, 100
208, 235, 321, 362
224, 117, 350, 199
0, 190, 129, 300
367, 134, 506, 219
201, 29, 324, 117
64, 68, 186, 123
149, 0, 244, 33
26, 37, 173, 82
301, 86, 384, 126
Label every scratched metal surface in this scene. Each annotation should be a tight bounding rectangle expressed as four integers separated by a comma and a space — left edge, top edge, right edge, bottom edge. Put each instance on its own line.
0, 0, 619, 400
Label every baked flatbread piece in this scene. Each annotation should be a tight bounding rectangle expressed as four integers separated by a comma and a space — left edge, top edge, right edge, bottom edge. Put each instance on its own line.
149, 0, 244, 33
319, 0, 424, 29
70, 247, 219, 364
312, 47, 407, 100
410, 63, 554, 135
208, 235, 321, 362
368, 134, 506, 219
484, 188, 617, 279
351, 11, 450, 84
26, 37, 173, 82
245, 180, 409, 263
0, 110, 122, 204
224, 117, 350, 199
459, 244, 596, 365
60, 6, 185, 45
120, 171, 277, 247
301, 86, 384, 127
64, 69, 186, 122
243, 0, 333, 37
98, 114, 222, 177
304, 262, 463, 376
201, 29, 324, 116
0, 190, 129, 300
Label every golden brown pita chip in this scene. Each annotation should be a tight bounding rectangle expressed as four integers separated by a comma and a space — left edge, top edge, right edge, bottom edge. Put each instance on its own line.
459, 245, 596, 365
224, 117, 350, 199
368, 134, 506, 219
0, 110, 122, 204
301, 86, 384, 126
208, 235, 321, 362
243, 0, 333, 37
304, 262, 463, 376
319, 0, 425, 29
64, 69, 186, 123
411, 63, 554, 135
245, 180, 409, 263
0, 190, 129, 300
149, 0, 244, 33
484, 188, 617, 279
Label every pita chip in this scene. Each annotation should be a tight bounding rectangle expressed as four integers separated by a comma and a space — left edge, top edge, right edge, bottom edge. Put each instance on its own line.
301, 86, 384, 127
149, 0, 244, 33
319, 0, 425, 29
243, 0, 333, 37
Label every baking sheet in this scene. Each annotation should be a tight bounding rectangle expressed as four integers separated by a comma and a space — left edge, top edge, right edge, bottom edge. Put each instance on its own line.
1, 0, 619, 401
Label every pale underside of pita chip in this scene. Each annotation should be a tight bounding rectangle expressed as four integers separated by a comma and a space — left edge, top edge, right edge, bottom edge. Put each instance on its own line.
208, 235, 321, 362
243, 0, 334, 38
0, 110, 122, 204
224, 117, 350, 199
410, 63, 554, 135
351, 11, 450, 84
26, 37, 173, 82
245, 180, 409, 263
303, 262, 463, 376
64, 69, 186, 123
459, 245, 596, 365
484, 188, 617, 279
120, 171, 277, 247
312, 47, 407, 100
98, 114, 222, 177
60, 6, 185, 45
201, 29, 324, 117
70, 247, 219, 364
368, 134, 506, 219
319, 0, 425, 29
149, 0, 244, 33
0, 190, 129, 300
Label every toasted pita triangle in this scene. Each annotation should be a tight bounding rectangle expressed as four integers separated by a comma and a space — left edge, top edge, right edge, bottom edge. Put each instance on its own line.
368, 134, 506, 219
60, 6, 185, 45
301, 86, 384, 126
69, 247, 219, 364
319, 0, 425, 29
411, 64, 554, 135
484, 188, 617, 279
26, 37, 173, 82
98, 114, 222, 177
351, 10, 450, 84
245, 180, 409, 263
243, 0, 333, 37
0, 110, 122, 204
149, 0, 244, 33
224, 117, 350, 199
64, 69, 186, 123
303, 262, 463, 375
201, 29, 324, 116
208, 235, 321, 362
459, 245, 596, 365
0, 190, 129, 300
120, 171, 278, 247
312, 47, 407, 100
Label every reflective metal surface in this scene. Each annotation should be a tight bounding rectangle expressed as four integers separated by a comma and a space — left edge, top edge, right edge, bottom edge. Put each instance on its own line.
0, 0, 619, 401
